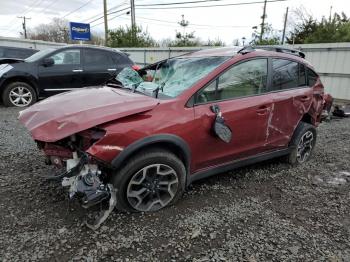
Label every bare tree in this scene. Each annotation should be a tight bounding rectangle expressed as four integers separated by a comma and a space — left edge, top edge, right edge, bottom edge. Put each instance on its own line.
28, 18, 70, 43
28, 18, 105, 45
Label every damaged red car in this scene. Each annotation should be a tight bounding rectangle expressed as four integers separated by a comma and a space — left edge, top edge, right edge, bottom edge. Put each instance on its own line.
19, 46, 330, 227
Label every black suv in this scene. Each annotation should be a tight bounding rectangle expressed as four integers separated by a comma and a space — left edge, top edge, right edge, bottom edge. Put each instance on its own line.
0, 45, 134, 107
0, 46, 38, 59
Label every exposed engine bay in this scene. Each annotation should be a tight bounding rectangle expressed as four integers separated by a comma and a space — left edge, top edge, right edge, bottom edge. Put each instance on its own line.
37, 130, 116, 230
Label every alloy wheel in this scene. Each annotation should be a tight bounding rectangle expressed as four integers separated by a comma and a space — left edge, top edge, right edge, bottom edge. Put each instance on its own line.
9, 86, 32, 107
296, 131, 314, 163
126, 164, 179, 212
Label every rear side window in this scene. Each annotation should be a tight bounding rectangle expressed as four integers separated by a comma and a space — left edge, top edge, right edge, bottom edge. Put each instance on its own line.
307, 69, 318, 87
112, 53, 132, 65
272, 59, 308, 90
84, 49, 113, 66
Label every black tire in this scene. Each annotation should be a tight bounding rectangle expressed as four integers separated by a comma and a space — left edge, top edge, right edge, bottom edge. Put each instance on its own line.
286, 121, 317, 165
112, 148, 186, 213
2, 81, 37, 107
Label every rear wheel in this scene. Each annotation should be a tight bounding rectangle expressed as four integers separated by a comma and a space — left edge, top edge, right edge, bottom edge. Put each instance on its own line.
2, 81, 37, 107
286, 122, 317, 165
112, 149, 186, 212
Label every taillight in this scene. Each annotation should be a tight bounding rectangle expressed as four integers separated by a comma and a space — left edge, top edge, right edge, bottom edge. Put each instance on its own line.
132, 65, 141, 71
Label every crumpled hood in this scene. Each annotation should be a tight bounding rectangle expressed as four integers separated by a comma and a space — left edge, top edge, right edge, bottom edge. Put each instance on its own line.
19, 86, 159, 142
0, 58, 24, 64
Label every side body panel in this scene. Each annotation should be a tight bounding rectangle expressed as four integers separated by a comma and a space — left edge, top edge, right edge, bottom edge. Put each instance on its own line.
37, 48, 83, 95
266, 87, 313, 149
82, 49, 118, 87
192, 94, 273, 171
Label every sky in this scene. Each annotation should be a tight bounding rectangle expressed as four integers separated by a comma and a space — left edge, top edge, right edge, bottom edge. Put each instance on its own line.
0, 0, 349, 45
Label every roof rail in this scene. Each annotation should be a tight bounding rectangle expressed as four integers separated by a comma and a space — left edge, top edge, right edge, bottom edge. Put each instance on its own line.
237, 45, 255, 55
256, 45, 305, 58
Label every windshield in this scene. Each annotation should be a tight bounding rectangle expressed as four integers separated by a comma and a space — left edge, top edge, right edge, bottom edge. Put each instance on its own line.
116, 56, 229, 98
25, 48, 55, 62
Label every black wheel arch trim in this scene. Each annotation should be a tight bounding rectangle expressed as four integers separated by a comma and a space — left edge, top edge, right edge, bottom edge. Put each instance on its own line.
0, 74, 39, 96
111, 133, 191, 176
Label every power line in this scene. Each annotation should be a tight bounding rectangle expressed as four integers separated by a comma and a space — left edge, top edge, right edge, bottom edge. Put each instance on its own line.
113, 16, 253, 31
38, 0, 58, 15
61, 0, 95, 19
83, 2, 128, 22
136, 0, 286, 9
89, 6, 131, 24
91, 13, 128, 28
1, 0, 45, 33
22, 0, 47, 16
136, 0, 254, 6
136, 16, 251, 28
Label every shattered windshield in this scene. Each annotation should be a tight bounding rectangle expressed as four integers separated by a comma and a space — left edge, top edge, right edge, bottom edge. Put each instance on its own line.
116, 56, 229, 98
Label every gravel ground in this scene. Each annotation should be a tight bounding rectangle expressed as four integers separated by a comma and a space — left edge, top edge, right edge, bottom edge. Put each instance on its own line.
0, 106, 349, 261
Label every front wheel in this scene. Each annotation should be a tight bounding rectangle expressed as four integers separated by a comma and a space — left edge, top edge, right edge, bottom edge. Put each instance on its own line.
112, 149, 186, 212
286, 122, 317, 165
2, 82, 37, 107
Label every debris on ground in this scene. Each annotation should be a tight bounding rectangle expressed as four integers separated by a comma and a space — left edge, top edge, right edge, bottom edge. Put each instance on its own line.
0, 107, 349, 261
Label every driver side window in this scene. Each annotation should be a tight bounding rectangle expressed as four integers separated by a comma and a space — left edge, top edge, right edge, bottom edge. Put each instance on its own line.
196, 59, 268, 103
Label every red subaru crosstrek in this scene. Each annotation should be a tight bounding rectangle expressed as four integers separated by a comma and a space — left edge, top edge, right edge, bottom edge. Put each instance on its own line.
19, 46, 330, 226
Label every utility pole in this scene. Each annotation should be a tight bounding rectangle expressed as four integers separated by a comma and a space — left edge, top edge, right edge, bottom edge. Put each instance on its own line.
103, 0, 108, 45
259, 0, 267, 42
18, 16, 31, 39
130, 0, 136, 28
281, 7, 289, 45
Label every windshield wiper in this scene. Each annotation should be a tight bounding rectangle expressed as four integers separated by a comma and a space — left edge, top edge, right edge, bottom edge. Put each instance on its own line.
153, 82, 165, 98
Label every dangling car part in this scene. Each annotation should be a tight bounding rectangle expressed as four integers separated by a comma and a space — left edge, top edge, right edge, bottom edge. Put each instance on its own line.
59, 151, 117, 229
19, 46, 330, 228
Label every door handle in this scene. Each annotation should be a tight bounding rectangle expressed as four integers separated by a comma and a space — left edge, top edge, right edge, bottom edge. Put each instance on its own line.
72, 69, 83, 72
256, 105, 269, 115
107, 68, 117, 71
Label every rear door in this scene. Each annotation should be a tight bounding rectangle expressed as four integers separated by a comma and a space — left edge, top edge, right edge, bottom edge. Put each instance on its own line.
265, 58, 313, 149
82, 49, 118, 86
193, 58, 273, 170
38, 48, 83, 94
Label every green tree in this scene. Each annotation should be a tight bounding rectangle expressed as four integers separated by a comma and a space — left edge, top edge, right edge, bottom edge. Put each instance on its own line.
204, 38, 225, 47
169, 31, 201, 47
287, 12, 350, 44
108, 25, 157, 47
251, 24, 280, 45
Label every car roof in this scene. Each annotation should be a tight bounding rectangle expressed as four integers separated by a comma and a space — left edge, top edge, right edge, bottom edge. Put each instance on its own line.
181, 47, 242, 58
180, 46, 310, 66
54, 44, 122, 53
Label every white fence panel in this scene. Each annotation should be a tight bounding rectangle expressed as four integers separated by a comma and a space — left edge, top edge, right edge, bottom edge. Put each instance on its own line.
0, 36, 349, 100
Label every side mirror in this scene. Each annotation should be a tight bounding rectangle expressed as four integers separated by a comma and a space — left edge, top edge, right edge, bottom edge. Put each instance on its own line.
42, 57, 54, 67
210, 104, 232, 143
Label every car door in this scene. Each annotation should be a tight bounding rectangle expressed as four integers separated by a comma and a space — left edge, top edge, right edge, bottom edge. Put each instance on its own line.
265, 58, 313, 150
38, 48, 83, 95
193, 58, 273, 170
82, 49, 118, 86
